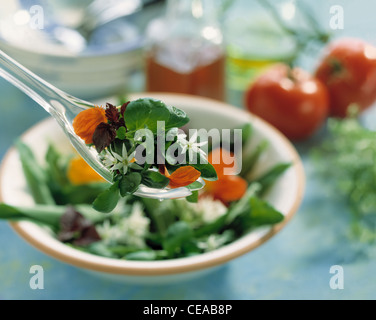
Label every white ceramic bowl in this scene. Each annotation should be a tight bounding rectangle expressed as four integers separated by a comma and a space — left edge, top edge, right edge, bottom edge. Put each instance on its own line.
0, 93, 305, 284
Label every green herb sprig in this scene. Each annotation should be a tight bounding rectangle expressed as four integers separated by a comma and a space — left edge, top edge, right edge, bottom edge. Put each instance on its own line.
312, 116, 376, 242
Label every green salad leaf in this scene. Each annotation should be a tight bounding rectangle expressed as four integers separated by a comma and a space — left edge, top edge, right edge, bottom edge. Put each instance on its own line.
165, 105, 190, 129
0, 204, 105, 229
0, 115, 290, 260
93, 182, 120, 213
186, 191, 199, 203
190, 163, 218, 181
141, 171, 170, 189
119, 173, 142, 196
253, 163, 292, 196
16, 141, 55, 205
124, 98, 190, 133
162, 221, 194, 256
125, 250, 168, 261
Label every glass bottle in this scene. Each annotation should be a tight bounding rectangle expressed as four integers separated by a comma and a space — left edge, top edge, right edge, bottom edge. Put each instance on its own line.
224, 0, 299, 107
145, 0, 226, 101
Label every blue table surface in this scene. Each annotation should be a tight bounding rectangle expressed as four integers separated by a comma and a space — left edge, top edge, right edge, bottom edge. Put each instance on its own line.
1, 0, 376, 300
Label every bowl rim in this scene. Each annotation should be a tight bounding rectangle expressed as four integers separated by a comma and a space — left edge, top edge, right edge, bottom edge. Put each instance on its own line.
0, 93, 305, 276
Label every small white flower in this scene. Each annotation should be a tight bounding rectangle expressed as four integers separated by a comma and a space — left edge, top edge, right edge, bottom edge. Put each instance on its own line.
176, 132, 188, 144
179, 131, 208, 162
97, 220, 121, 245
102, 151, 117, 169
97, 202, 150, 249
102, 144, 135, 174
116, 202, 150, 248
197, 234, 228, 252
187, 196, 227, 224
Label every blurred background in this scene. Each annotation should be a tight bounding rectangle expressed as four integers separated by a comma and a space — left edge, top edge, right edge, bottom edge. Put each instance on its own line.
1, 0, 376, 300
1, 0, 371, 104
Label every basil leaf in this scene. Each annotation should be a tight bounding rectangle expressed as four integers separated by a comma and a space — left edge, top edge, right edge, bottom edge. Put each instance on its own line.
125, 98, 171, 133
129, 163, 143, 171
116, 127, 127, 140
162, 221, 193, 256
186, 191, 199, 203
248, 197, 284, 227
141, 198, 176, 236
194, 213, 229, 237
145, 99, 170, 132
119, 173, 142, 196
141, 171, 170, 189
187, 180, 205, 191
191, 163, 218, 181
93, 182, 120, 213
228, 196, 284, 235
166, 105, 190, 129
181, 240, 201, 255
226, 183, 261, 224
253, 163, 291, 196
124, 99, 151, 131
57, 183, 109, 205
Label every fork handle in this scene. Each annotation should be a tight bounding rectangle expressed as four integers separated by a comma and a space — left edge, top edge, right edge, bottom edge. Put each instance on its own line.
0, 49, 91, 118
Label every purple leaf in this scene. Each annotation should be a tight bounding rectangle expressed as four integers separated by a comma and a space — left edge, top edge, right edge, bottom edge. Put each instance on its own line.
105, 103, 119, 123
92, 123, 116, 153
58, 206, 101, 247
120, 102, 130, 117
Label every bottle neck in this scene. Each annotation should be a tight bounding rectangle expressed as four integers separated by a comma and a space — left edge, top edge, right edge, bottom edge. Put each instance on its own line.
166, 0, 217, 22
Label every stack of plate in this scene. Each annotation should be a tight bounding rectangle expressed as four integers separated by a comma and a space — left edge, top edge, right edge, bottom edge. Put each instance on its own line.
0, 0, 164, 99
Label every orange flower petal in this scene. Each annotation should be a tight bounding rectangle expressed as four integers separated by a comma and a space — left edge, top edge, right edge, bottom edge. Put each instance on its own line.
208, 148, 237, 178
67, 157, 105, 185
168, 166, 201, 189
209, 175, 247, 204
73, 107, 107, 144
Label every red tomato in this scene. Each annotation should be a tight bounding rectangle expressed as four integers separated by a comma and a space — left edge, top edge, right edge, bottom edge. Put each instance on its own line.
315, 38, 376, 117
245, 64, 329, 141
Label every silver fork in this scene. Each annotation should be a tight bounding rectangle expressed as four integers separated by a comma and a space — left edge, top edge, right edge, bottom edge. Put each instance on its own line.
0, 49, 197, 199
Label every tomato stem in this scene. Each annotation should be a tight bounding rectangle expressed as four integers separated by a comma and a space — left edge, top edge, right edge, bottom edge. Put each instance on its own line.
287, 67, 296, 82
329, 58, 344, 76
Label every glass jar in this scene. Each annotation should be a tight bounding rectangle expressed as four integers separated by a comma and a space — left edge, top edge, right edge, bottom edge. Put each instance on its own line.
145, 0, 226, 101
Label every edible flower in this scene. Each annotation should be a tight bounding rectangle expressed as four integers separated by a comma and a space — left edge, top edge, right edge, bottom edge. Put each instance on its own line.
166, 166, 201, 189
102, 144, 136, 175
73, 107, 107, 144
204, 148, 247, 204
97, 202, 150, 248
178, 131, 208, 162
67, 156, 105, 185
71, 98, 216, 210
185, 196, 227, 226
